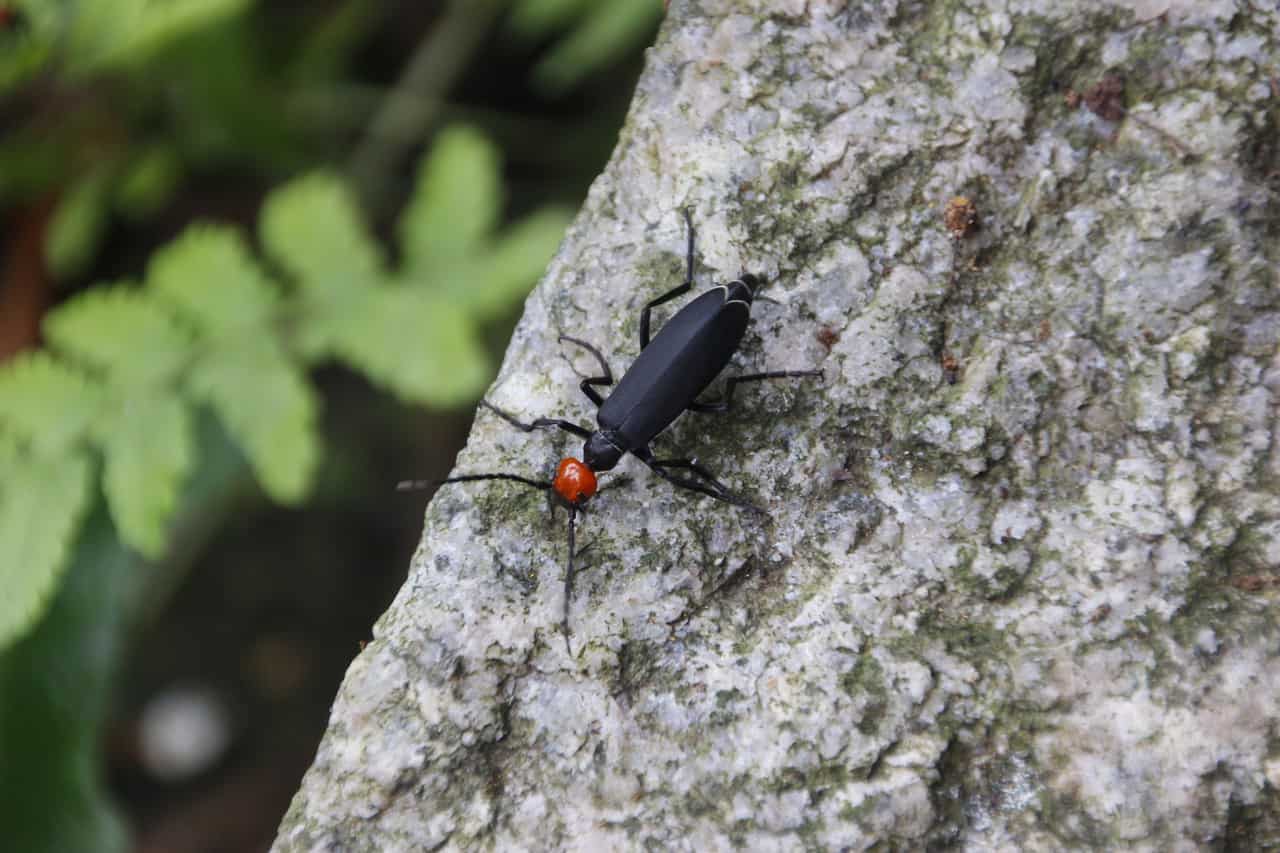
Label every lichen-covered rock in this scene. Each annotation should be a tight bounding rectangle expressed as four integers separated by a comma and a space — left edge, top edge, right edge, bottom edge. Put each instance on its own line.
276, 1, 1280, 849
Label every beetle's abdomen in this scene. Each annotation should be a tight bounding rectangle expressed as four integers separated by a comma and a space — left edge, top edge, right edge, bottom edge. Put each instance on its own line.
598, 287, 750, 447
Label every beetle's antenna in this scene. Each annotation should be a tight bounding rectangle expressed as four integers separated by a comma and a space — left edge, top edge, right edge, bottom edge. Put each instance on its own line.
397, 473, 552, 492
562, 505, 578, 654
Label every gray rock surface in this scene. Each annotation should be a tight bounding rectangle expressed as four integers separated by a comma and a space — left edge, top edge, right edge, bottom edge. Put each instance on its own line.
276, 1, 1280, 849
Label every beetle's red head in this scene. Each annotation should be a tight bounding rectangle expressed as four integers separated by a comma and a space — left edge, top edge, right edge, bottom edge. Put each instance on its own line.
553, 458, 597, 505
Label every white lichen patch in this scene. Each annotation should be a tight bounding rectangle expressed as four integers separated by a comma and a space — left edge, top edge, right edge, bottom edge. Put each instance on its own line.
1086, 457, 1173, 537
1041, 642, 1280, 840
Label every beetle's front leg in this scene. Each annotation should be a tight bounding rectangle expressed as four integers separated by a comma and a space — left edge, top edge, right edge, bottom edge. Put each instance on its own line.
558, 335, 614, 408
481, 400, 592, 440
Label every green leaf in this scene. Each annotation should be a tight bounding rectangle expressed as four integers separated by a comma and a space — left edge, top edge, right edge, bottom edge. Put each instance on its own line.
188, 338, 319, 503
96, 394, 194, 558
399, 126, 503, 274
44, 285, 193, 386
329, 285, 490, 408
0, 122, 80, 202
0, 2, 56, 94
147, 226, 277, 337
0, 452, 93, 650
287, 0, 382, 85
0, 430, 18, 466
65, 0, 253, 75
45, 168, 112, 281
448, 206, 570, 320
260, 172, 383, 304
532, 0, 661, 95
157, 19, 304, 171
0, 504, 131, 852
0, 352, 102, 453
507, 0, 595, 40
115, 143, 182, 220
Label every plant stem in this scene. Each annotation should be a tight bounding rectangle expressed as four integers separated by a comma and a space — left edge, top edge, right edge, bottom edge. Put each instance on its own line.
347, 0, 505, 214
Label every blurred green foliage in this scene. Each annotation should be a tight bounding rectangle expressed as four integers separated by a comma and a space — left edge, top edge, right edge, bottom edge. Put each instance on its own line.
0, 1, 655, 848
2, 0, 341, 280
508, 0, 662, 94
1, 0, 661, 278
0, 128, 572, 649
0, 507, 132, 853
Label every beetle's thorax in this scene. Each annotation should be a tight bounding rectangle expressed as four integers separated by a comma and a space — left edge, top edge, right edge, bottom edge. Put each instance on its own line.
725, 275, 759, 305
583, 430, 624, 472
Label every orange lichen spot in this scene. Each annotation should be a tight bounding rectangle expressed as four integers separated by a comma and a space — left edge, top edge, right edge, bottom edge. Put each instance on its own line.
944, 196, 979, 239
941, 352, 961, 384
1230, 574, 1275, 593
553, 458, 597, 504
1082, 75, 1126, 122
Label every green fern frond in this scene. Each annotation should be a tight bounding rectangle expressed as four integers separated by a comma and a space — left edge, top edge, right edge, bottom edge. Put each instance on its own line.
45, 167, 113, 281
0, 352, 103, 453
0, 3, 56, 94
506, 0, 594, 40
396, 127, 569, 323
399, 125, 502, 273
65, 0, 254, 75
96, 394, 194, 559
514, 0, 661, 95
147, 226, 278, 337
449, 207, 573, 321
260, 173, 385, 305
116, 143, 183, 221
0, 429, 17, 465
327, 285, 490, 408
44, 285, 193, 386
0, 452, 94, 649
188, 339, 319, 504
0, 126, 568, 654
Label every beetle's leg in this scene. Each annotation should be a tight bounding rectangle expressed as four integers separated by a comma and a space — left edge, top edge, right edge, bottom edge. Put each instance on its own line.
683, 208, 696, 285
639, 282, 692, 350
639, 209, 698, 349
648, 457, 734, 491
481, 400, 592, 440
558, 335, 614, 408
633, 447, 764, 513
688, 369, 824, 414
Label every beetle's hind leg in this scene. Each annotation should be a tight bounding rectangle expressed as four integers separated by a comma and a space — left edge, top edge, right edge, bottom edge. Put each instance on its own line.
688, 369, 824, 413
634, 448, 764, 513
639, 281, 692, 350
639, 209, 700, 349
558, 335, 614, 408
